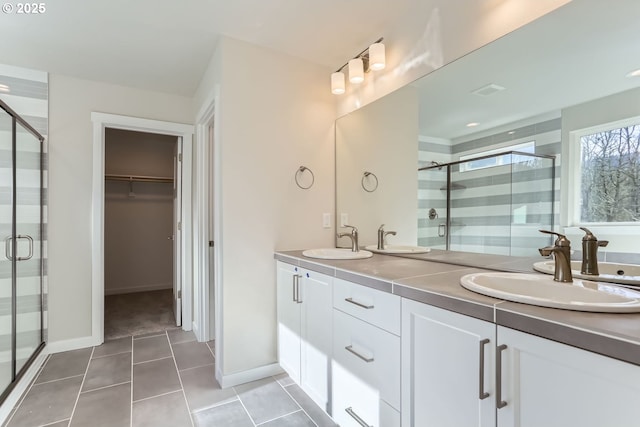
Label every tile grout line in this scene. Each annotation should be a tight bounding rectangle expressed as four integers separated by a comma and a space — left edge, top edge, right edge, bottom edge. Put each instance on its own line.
166, 330, 195, 427
4, 354, 51, 426
131, 388, 185, 404
130, 336, 133, 427
232, 385, 258, 427
177, 361, 216, 373
80, 380, 131, 395
91, 349, 132, 360
30, 373, 85, 387
189, 396, 240, 415
274, 376, 321, 427
255, 409, 304, 426
67, 346, 96, 424
36, 417, 71, 427
132, 355, 173, 366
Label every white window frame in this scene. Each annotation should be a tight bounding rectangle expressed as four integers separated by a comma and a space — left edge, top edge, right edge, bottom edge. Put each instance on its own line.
567, 116, 640, 228
458, 141, 535, 172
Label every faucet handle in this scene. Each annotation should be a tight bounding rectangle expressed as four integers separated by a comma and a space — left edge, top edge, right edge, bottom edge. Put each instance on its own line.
579, 226, 597, 241
378, 224, 385, 231
343, 224, 358, 233
539, 229, 570, 246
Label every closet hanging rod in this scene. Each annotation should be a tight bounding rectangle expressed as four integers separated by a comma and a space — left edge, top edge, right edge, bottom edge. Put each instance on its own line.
104, 174, 174, 183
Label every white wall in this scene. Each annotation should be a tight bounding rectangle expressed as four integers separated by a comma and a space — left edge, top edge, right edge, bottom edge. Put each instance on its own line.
194, 36, 336, 376
47, 75, 192, 344
335, 0, 571, 116
104, 129, 176, 295
336, 86, 419, 246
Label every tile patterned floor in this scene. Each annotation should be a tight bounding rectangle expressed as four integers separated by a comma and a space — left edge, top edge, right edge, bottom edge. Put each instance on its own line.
4, 330, 337, 427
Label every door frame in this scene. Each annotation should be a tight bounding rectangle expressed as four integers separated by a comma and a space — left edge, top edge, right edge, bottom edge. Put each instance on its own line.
91, 112, 194, 345
193, 87, 220, 347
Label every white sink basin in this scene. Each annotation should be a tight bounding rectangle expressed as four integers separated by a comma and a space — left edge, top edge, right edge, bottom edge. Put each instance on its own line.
302, 248, 373, 260
460, 272, 640, 312
533, 260, 640, 286
364, 245, 431, 255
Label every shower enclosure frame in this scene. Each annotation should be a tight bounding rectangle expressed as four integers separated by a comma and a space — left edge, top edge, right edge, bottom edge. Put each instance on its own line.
419, 150, 556, 252
0, 99, 46, 404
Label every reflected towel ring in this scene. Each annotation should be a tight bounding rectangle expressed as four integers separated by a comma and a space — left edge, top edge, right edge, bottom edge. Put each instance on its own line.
295, 166, 315, 189
361, 171, 378, 192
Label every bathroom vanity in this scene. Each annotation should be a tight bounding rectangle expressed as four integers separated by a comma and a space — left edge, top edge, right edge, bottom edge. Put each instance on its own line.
275, 251, 640, 427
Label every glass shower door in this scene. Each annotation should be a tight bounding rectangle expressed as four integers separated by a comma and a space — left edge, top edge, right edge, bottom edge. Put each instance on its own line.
417, 166, 448, 249
0, 107, 14, 391
14, 121, 43, 375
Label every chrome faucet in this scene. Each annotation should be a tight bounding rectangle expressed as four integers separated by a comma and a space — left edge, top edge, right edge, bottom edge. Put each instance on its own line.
579, 227, 608, 276
539, 230, 573, 282
377, 224, 397, 250
337, 225, 359, 252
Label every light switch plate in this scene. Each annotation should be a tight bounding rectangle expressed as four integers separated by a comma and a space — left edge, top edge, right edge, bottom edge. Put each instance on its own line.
340, 213, 349, 227
322, 213, 331, 228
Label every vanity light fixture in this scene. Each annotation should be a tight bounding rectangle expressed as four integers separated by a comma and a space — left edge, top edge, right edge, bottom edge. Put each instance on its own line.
0, 84, 10, 93
331, 37, 385, 95
626, 68, 640, 78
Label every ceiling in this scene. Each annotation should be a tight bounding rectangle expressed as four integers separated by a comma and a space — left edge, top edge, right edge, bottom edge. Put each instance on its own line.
414, 0, 640, 140
0, 0, 419, 96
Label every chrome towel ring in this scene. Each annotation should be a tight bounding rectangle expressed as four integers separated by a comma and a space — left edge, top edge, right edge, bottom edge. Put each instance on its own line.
295, 166, 315, 189
362, 171, 378, 192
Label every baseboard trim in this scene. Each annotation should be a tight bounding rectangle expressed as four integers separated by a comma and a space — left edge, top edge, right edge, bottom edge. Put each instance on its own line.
105, 283, 172, 296
192, 321, 200, 341
0, 350, 48, 425
216, 363, 284, 389
47, 336, 95, 354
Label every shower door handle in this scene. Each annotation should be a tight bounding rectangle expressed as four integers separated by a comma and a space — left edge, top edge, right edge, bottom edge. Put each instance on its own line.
4, 236, 13, 261
438, 223, 447, 237
16, 235, 34, 261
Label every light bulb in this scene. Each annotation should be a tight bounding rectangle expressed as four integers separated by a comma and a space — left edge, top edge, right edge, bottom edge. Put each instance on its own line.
331, 72, 345, 94
348, 58, 364, 84
369, 42, 386, 71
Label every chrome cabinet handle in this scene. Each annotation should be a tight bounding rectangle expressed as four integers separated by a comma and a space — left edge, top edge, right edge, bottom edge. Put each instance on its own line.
345, 345, 374, 363
345, 407, 373, 427
479, 338, 490, 400
292, 274, 302, 303
292, 274, 297, 302
496, 344, 508, 409
344, 297, 373, 309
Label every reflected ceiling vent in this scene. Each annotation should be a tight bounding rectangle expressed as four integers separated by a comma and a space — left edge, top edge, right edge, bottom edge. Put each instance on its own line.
471, 83, 505, 97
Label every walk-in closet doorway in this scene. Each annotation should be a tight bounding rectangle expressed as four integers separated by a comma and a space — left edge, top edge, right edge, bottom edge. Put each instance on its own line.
103, 129, 180, 339
91, 113, 194, 347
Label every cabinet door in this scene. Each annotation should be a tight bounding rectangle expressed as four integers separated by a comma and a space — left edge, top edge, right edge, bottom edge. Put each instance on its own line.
299, 269, 333, 412
402, 299, 496, 427
276, 262, 302, 384
497, 326, 640, 427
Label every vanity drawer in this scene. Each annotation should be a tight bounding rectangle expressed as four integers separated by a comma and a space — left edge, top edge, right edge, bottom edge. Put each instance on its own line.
333, 278, 400, 335
332, 308, 400, 411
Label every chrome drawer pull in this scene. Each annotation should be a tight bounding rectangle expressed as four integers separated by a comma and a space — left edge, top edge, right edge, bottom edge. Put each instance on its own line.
345, 407, 373, 427
345, 297, 374, 309
345, 345, 374, 363
496, 344, 508, 409
479, 338, 490, 400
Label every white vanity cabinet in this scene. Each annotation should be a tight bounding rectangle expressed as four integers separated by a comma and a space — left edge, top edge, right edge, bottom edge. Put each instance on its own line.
401, 298, 496, 427
332, 278, 401, 427
276, 261, 332, 412
496, 326, 640, 427
401, 295, 640, 427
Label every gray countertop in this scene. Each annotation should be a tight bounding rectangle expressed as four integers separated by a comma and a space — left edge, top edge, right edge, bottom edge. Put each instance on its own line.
275, 250, 640, 366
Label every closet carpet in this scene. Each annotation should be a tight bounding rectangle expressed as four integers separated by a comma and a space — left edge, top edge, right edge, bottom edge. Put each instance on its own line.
105, 289, 177, 340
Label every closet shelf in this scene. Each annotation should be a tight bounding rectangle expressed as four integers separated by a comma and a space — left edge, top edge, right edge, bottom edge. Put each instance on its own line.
105, 174, 174, 183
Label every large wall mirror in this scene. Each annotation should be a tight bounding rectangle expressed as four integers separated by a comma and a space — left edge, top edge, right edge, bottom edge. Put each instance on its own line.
336, 0, 640, 271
